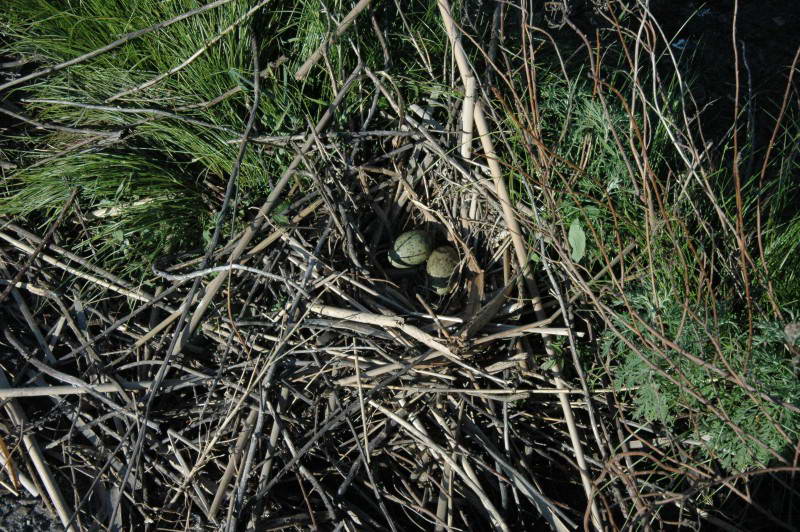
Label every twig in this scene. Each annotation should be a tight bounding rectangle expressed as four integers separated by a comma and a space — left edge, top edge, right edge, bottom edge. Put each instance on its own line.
0, 379, 199, 399
308, 303, 507, 385
370, 401, 511, 532
461, 75, 477, 158
3, 328, 161, 431
440, 0, 604, 520
183, 64, 363, 339
208, 408, 259, 520
0, 371, 74, 531
0, 231, 151, 302
152, 261, 310, 296
109, 34, 266, 529
0, 189, 77, 306
294, 0, 372, 80
24, 99, 237, 133
0, 103, 123, 138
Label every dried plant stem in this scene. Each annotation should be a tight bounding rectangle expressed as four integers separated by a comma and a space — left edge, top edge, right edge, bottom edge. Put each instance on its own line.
184, 64, 363, 341
0, 231, 152, 302
0, 379, 193, 399
474, 99, 603, 530
461, 75, 477, 158
0, 371, 74, 531
208, 407, 259, 520
0, 189, 77, 305
294, 0, 372, 80
370, 401, 510, 532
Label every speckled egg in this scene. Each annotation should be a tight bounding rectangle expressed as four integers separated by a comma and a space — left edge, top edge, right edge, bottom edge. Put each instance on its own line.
426, 246, 459, 295
388, 230, 433, 268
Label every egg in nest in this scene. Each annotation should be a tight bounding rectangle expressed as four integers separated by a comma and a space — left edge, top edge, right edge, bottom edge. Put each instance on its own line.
388, 230, 433, 268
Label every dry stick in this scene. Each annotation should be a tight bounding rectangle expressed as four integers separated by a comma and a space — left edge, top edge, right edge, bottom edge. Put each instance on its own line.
152, 262, 311, 296
309, 303, 507, 386
0, 0, 235, 93
434, 423, 453, 532
337, 383, 630, 396
264, 400, 338, 519
461, 76, 477, 158
0, 371, 74, 531
0, 445, 37, 497
308, 303, 450, 353
437, 6, 602, 523
107, 36, 266, 529
0, 189, 77, 305
0, 379, 193, 399
435, 0, 476, 161
474, 324, 576, 343
249, 384, 288, 528
729, 1, 755, 341
167, 439, 211, 516
463, 420, 574, 531
2, 222, 142, 292
0, 231, 151, 302
0, 437, 21, 494
755, 45, 800, 318
183, 65, 363, 341
0, 104, 123, 138
208, 407, 259, 521
24, 99, 237, 133
294, 0, 371, 80
107, 0, 271, 102
352, 338, 370, 467
473, 101, 603, 530
232, 129, 426, 145
370, 401, 510, 532
229, 402, 265, 532
246, 345, 461, 514
246, 198, 324, 255
3, 330, 161, 431
170, 322, 307, 500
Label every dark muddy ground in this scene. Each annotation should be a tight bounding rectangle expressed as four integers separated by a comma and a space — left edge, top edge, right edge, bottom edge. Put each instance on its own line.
0, 490, 62, 532
651, 0, 800, 146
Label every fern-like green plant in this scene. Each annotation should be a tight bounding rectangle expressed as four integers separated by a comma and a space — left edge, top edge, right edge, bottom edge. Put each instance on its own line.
606, 292, 800, 471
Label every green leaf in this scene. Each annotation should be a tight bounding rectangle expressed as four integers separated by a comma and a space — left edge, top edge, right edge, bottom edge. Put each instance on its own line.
568, 218, 586, 262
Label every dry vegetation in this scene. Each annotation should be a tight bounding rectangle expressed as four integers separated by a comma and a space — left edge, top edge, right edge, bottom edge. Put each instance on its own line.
1, 0, 799, 530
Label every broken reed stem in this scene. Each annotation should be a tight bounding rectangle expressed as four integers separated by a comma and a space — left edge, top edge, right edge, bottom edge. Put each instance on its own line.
307, 303, 454, 357
370, 401, 511, 532
461, 75, 476, 158
0, 188, 77, 306
185, 64, 363, 340
0, 371, 74, 531
0, 379, 195, 399
474, 99, 604, 532
0, 231, 151, 302
438, 1, 604, 526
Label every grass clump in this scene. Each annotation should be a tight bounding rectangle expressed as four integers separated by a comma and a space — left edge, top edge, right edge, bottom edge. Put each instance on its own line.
0, 0, 450, 275
1, 152, 206, 270
0, 0, 333, 274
